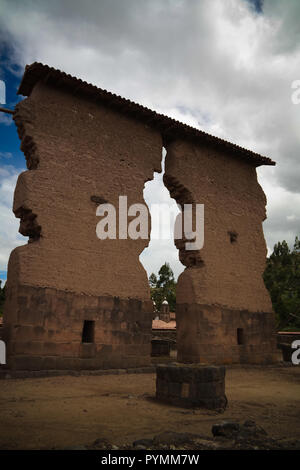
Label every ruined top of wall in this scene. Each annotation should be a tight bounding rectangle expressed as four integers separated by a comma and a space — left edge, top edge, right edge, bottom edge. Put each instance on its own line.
8, 66, 163, 300
18, 62, 275, 168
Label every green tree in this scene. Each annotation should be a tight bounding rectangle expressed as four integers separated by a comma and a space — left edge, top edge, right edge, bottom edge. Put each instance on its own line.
149, 273, 158, 289
263, 236, 300, 331
149, 262, 176, 312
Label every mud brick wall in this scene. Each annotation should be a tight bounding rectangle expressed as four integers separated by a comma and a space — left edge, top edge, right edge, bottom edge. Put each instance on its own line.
156, 363, 227, 409
2, 63, 277, 370
3, 81, 162, 370
164, 140, 277, 364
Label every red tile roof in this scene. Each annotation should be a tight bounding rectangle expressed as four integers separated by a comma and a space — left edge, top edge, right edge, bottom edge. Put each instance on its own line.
18, 62, 275, 167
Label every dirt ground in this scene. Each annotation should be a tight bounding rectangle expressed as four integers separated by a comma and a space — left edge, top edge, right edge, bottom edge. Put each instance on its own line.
0, 365, 299, 450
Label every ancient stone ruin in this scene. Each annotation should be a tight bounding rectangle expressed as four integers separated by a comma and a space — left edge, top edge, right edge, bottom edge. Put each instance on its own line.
2, 62, 278, 371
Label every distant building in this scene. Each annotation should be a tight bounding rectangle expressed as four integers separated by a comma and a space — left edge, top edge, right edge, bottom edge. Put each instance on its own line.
159, 299, 170, 323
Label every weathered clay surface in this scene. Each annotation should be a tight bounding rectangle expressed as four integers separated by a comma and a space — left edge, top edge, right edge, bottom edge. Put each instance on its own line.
10, 83, 162, 297
164, 140, 277, 364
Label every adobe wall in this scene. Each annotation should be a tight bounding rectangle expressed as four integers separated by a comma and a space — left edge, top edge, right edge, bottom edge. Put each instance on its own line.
2, 64, 277, 370
164, 140, 277, 364
3, 82, 162, 370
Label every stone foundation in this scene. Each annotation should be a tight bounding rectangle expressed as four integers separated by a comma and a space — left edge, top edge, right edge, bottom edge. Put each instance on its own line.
176, 304, 278, 364
156, 363, 227, 409
3, 285, 153, 370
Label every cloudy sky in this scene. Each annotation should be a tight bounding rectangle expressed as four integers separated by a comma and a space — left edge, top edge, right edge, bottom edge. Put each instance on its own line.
0, 0, 299, 282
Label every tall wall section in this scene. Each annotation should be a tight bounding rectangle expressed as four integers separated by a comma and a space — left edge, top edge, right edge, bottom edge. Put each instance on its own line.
164, 139, 277, 364
3, 81, 162, 370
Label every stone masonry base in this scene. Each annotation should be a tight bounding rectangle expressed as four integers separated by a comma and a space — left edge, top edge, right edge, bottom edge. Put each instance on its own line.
176, 304, 278, 364
3, 285, 153, 370
156, 363, 227, 409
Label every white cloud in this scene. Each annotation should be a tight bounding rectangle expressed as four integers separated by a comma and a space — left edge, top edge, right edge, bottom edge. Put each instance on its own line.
0, 0, 299, 277
0, 164, 26, 271
141, 160, 184, 278
0, 152, 12, 159
259, 172, 300, 253
0, 113, 13, 126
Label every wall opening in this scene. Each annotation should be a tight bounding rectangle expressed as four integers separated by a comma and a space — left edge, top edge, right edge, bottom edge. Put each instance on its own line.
140, 147, 184, 283
140, 147, 184, 360
82, 320, 95, 343
237, 328, 244, 345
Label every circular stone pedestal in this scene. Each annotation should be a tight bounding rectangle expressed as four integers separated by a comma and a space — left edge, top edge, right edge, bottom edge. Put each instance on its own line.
156, 363, 227, 410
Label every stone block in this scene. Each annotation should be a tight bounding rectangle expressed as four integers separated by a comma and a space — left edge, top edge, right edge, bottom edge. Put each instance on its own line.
156, 363, 227, 410
12, 355, 43, 370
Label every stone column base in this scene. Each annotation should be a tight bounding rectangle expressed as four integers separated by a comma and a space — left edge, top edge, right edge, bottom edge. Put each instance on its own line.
156, 363, 227, 409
